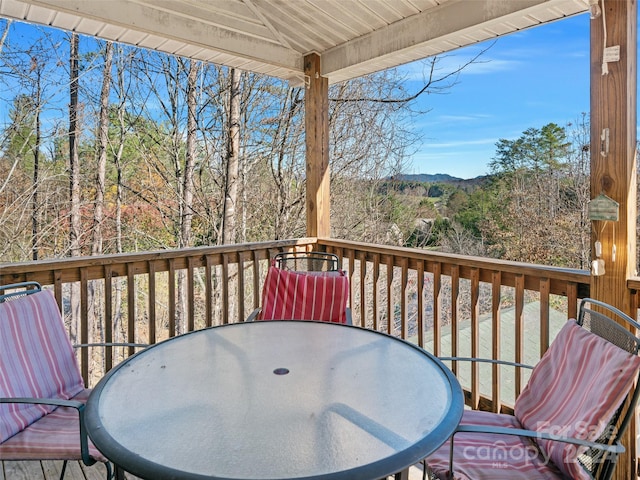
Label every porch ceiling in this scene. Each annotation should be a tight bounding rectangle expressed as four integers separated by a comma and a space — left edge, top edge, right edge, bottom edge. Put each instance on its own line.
0, 0, 588, 86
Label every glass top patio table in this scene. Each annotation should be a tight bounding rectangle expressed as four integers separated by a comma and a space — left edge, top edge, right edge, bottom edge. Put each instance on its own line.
85, 320, 463, 480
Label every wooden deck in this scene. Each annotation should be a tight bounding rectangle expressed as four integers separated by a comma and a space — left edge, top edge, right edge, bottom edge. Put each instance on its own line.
1, 460, 426, 479
0, 460, 120, 480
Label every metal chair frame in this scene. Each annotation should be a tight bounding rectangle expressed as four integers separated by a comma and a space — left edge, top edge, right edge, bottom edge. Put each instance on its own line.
247, 251, 351, 324
272, 251, 340, 272
429, 298, 640, 480
0, 281, 146, 480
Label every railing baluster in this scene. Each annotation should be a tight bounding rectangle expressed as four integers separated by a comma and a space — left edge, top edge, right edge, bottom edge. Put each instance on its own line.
385, 256, 394, 336
470, 267, 480, 410
514, 274, 525, 396
417, 261, 424, 348
450, 265, 459, 376
400, 257, 408, 339
54, 269, 63, 311
205, 255, 213, 327
126, 263, 136, 355
491, 270, 502, 413
540, 277, 550, 356
237, 252, 246, 323
373, 254, 380, 331
187, 257, 195, 332
358, 252, 366, 328
433, 262, 441, 357
104, 265, 114, 373
348, 253, 355, 323
168, 259, 176, 337
80, 268, 89, 385
148, 261, 157, 345
222, 254, 229, 325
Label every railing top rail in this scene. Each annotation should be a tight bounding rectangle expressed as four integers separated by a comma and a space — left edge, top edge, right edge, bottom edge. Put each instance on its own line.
0, 238, 319, 274
318, 238, 590, 284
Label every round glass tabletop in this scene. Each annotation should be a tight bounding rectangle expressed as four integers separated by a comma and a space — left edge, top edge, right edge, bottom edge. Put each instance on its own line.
86, 321, 463, 480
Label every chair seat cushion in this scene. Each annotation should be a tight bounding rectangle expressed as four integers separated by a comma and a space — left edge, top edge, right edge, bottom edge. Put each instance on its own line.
258, 266, 349, 323
425, 410, 564, 480
0, 389, 106, 462
0, 290, 84, 443
514, 320, 640, 480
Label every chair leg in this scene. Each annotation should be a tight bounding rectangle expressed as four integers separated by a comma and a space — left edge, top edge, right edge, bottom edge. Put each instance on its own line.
114, 464, 126, 480
104, 461, 113, 480
58, 460, 68, 480
394, 469, 409, 480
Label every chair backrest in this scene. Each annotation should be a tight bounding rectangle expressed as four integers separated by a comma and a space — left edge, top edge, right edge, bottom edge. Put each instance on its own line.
273, 251, 340, 272
513, 298, 640, 480
576, 298, 640, 479
0, 285, 84, 443
0, 281, 42, 302
258, 252, 349, 323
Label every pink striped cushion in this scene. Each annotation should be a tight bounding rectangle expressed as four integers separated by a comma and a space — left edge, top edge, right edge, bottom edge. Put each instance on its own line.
515, 320, 640, 480
0, 389, 106, 462
426, 410, 564, 479
0, 290, 84, 443
258, 266, 349, 323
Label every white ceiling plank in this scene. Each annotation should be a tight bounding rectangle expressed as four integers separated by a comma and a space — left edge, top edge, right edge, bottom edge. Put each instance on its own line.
0, 0, 589, 86
17, 0, 302, 70
321, 0, 586, 82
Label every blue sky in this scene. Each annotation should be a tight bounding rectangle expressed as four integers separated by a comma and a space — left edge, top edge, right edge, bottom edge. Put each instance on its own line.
404, 11, 594, 179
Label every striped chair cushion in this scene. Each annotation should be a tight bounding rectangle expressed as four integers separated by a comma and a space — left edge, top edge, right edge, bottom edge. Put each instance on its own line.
258, 266, 349, 323
0, 290, 84, 443
425, 410, 564, 480
515, 319, 640, 480
0, 389, 106, 462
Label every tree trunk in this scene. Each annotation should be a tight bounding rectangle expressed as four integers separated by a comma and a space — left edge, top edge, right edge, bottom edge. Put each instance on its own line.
222, 67, 240, 245
32, 64, 41, 260
69, 33, 81, 259
180, 59, 198, 249
89, 41, 113, 370
69, 33, 81, 344
93, 41, 113, 256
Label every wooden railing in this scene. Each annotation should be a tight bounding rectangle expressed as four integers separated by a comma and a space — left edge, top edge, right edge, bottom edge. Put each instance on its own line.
0, 237, 592, 412
320, 238, 591, 412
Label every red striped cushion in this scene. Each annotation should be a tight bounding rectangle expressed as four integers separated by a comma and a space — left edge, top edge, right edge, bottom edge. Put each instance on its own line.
258, 266, 349, 323
425, 410, 564, 479
0, 389, 106, 462
0, 290, 84, 443
515, 320, 640, 480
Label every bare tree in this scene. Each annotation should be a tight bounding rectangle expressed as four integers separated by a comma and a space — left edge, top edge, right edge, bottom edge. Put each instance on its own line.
221, 67, 240, 245
92, 41, 113, 256
68, 32, 81, 343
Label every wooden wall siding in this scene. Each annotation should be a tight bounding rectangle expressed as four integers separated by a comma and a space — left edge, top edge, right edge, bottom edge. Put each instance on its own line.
589, 2, 637, 478
0, 238, 592, 414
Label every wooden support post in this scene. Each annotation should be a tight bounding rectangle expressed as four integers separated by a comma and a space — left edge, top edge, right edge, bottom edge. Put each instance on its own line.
590, 1, 637, 478
304, 53, 330, 238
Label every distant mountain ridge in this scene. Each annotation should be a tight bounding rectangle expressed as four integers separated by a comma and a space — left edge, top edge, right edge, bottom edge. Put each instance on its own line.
392, 173, 489, 187
395, 173, 464, 182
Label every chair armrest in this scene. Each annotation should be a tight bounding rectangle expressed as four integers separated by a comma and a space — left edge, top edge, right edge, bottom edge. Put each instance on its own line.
438, 357, 534, 369
455, 423, 623, 454
246, 308, 260, 322
447, 422, 623, 479
0, 396, 96, 466
0, 396, 83, 409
